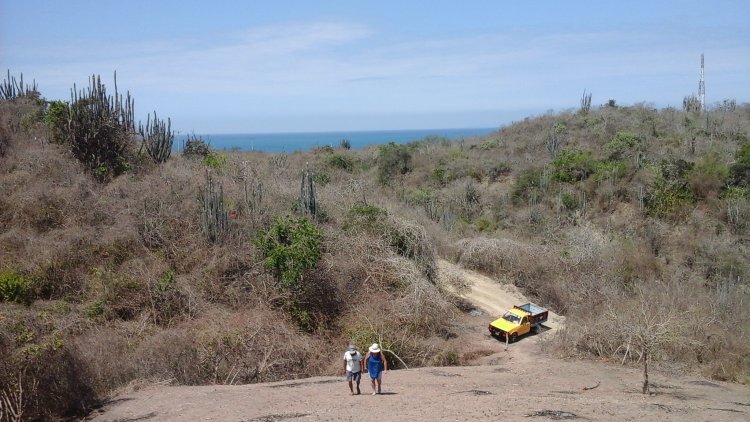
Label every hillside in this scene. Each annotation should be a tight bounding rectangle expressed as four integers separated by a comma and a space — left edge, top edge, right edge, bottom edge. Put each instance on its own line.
1, 76, 749, 420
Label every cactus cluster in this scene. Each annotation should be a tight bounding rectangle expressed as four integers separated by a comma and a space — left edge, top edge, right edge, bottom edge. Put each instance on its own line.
579, 89, 592, 114
1, 70, 38, 100
139, 111, 173, 163
68, 73, 135, 179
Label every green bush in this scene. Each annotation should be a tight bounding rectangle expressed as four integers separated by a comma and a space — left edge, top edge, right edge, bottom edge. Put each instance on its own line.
44, 100, 69, 143
511, 168, 543, 204
345, 204, 388, 231
183, 136, 211, 157
314, 145, 335, 154
727, 163, 750, 188
736, 141, 750, 165
377, 142, 412, 185
312, 169, 330, 186
660, 159, 693, 181
254, 216, 323, 291
593, 160, 627, 183
722, 186, 749, 200
604, 132, 641, 159
0, 270, 33, 304
551, 149, 597, 182
157, 270, 176, 291
326, 154, 355, 172
485, 161, 511, 182
431, 166, 447, 186
480, 139, 500, 150
561, 192, 578, 210
688, 155, 729, 197
693, 155, 729, 179
474, 216, 497, 232
645, 176, 695, 219
403, 188, 433, 206
84, 299, 107, 319
203, 152, 226, 169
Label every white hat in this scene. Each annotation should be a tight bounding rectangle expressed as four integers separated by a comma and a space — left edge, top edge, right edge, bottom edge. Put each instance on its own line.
347, 344, 357, 352
369, 343, 381, 353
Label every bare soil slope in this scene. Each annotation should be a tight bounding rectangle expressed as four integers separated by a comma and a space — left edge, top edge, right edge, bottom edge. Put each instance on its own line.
91, 263, 750, 422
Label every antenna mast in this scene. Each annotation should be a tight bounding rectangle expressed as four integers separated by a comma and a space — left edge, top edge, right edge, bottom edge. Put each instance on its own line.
698, 53, 705, 112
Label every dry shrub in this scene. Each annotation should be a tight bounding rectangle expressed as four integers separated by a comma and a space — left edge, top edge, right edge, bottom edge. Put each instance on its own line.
341, 301, 458, 370
385, 255, 455, 333
332, 230, 459, 368
61, 307, 327, 415
33, 243, 90, 300
296, 264, 344, 329
196, 246, 262, 308
0, 306, 97, 420
688, 171, 723, 199
609, 240, 661, 287
385, 216, 438, 282
20, 193, 67, 232
0, 125, 9, 157
138, 308, 322, 384
556, 269, 750, 384
455, 237, 563, 304
456, 237, 534, 276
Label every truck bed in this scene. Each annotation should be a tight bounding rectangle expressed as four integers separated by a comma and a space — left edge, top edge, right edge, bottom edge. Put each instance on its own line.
514, 303, 548, 325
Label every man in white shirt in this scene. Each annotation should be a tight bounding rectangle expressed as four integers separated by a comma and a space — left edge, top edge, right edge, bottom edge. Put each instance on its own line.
343, 344, 364, 395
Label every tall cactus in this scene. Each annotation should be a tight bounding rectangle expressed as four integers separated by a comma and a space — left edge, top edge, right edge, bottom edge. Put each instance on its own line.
579, 89, 592, 114
200, 172, 229, 243
299, 168, 317, 219
139, 111, 173, 163
241, 161, 263, 216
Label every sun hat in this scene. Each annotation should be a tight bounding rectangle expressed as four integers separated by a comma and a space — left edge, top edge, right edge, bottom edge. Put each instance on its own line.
347, 344, 357, 352
369, 343, 381, 353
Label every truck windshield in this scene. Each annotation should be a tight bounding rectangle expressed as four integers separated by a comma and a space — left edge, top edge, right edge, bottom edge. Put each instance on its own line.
502, 312, 521, 324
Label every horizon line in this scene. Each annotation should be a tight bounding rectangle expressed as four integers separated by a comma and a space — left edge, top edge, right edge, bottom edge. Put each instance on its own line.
174, 126, 499, 137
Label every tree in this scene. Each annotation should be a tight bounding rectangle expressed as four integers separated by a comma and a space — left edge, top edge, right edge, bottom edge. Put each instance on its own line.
377, 142, 412, 185
254, 216, 323, 291
614, 287, 676, 394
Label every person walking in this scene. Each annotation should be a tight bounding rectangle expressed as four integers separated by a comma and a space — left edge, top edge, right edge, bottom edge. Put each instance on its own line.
365, 343, 388, 395
343, 344, 364, 395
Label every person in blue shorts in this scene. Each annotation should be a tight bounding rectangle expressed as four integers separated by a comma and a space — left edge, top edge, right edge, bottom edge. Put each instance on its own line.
364, 343, 388, 395
343, 344, 364, 395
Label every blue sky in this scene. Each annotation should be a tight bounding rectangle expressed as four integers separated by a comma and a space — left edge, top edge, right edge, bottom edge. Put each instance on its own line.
1, 1, 749, 133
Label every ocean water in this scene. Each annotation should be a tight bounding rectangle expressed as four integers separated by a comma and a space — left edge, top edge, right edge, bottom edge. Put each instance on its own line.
175, 127, 496, 153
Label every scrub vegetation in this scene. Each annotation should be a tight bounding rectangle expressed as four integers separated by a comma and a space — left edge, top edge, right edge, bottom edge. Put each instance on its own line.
1, 71, 749, 419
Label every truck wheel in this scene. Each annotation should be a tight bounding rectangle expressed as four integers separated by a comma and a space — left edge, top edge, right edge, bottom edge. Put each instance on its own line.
510, 333, 518, 343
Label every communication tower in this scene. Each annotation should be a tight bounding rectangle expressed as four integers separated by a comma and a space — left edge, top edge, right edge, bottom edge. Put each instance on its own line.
698, 53, 705, 112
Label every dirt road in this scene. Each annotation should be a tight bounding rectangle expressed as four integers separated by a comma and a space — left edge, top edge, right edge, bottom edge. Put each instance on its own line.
437, 259, 565, 331
91, 261, 750, 421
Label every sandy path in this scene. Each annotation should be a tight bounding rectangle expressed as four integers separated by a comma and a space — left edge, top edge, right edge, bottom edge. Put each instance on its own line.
89, 356, 750, 421
438, 259, 565, 331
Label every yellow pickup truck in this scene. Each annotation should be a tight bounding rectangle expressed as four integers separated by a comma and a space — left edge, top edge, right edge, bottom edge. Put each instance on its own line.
488, 303, 548, 342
